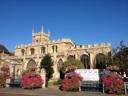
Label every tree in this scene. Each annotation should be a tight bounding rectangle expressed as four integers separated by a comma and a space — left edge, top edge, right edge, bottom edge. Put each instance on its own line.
61, 59, 84, 74
40, 54, 54, 87
112, 41, 128, 73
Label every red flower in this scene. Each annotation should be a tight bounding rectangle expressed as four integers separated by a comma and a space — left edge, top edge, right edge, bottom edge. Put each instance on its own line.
61, 72, 83, 91
101, 73, 125, 94
21, 71, 43, 89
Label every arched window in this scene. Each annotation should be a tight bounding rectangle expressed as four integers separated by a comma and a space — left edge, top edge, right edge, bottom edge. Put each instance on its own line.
96, 53, 106, 69
67, 55, 75, 60
27, 59, 36, 68
36, 40, 38, 43
80, 54, 90, 69
57, 59, 63, 71
52, 45, 58, 53
56, 46, 58, 52
41, 47, 45, 54
31, 48, 35, 55
21, 49, 25, 56
52, 46, 54, 53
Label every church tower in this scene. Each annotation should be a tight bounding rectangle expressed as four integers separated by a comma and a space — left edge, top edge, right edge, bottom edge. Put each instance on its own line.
32, 25, 50, 44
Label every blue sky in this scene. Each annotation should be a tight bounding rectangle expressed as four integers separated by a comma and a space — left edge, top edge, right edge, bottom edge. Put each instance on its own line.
0, 0, 128, 51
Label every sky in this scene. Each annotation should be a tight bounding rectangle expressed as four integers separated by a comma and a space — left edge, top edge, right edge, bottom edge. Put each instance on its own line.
0, 0, 128, 51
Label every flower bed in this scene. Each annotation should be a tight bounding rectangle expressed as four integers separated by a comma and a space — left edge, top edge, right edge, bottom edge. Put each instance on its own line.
106, 65, 119, 72
66, 66, 77, 73
21, 69, 43, 89
101, 73, 125, 94
0, 65, 12, 88
61, 72, 83, 91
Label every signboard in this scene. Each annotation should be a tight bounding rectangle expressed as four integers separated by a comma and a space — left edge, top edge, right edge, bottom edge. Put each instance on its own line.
75, 69, 99, 81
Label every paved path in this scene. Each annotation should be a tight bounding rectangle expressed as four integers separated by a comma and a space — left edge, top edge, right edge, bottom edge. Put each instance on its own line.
0, 87, 126, 96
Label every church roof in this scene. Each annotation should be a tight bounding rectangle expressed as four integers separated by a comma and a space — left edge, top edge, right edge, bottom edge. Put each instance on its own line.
0, 44, 10, 54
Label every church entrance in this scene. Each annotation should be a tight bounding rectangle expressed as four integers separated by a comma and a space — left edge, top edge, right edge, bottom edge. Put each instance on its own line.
57, 59, 64, 79
96, 53, 106, 69
80, 54, 90, 69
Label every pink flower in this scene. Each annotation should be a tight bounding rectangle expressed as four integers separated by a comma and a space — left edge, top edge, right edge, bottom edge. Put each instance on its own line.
21, 71, 43, 89
61, 72, 82, 91
102, 73, 124, 94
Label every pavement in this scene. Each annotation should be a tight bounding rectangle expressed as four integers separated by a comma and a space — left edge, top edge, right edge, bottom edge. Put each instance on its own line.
0, 87, 127, 96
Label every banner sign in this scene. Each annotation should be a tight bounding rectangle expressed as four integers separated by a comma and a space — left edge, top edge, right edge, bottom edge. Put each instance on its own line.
75, 69, 99, 81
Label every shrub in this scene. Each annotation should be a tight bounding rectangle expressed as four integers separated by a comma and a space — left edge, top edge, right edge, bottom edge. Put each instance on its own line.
61, 59, 84, 73
66, 66, 77, 73
61, 72, 83, 91
0, 65, 9, 72
22, 70, 29, 76
0, 65, 12, 88
21, 71, 43, 89
28, 65, 37, 72
53, 80, 62, 85
101, 73, 125, 94
106, 65, 119, 71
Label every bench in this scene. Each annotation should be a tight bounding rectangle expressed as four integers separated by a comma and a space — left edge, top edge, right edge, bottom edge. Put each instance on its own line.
80, 81, 103, 92
6, 79, 22, 88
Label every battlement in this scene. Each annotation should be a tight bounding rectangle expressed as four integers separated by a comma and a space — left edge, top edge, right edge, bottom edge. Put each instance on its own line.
32, 25, 50, 44
15, 38, 74, 49
50, 38, 73, 44
33, 32, 49, 38
72, 42, 111, 50
15, 41, 111, 49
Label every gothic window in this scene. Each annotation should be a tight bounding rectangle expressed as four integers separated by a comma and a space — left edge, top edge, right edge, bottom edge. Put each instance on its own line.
41, 47, 45, 54
52, 46, 54, 53
96, 53, 106, 69
36, 40, 38, 43
67, 55, 75, 60
21, 49, 25, 56
31, 48, 35, 55
57, 59, 63, 71
52, 45, 58, 53
80, 54, 90, 69
27, 59, 36, 69
56, 46, 58, 52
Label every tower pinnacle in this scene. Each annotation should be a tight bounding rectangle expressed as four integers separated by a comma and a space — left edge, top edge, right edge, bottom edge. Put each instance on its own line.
32, 28, 34, 36
48, 29, 50, 37
41, 25, 44, 33
32, 28, 34, 33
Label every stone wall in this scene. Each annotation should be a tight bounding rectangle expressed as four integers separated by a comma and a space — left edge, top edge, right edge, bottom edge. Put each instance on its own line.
1, 26, 112, 81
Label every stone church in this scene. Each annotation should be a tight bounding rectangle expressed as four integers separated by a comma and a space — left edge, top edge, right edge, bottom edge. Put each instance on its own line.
1, 26, 112, 80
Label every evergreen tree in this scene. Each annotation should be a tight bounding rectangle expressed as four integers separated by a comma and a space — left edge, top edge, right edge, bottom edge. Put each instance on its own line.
40, 54, 54, 87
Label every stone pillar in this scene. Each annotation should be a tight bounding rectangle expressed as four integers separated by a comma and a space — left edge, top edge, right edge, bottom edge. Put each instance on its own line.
52, 46, 60, 80
40, 69, 46, 88
89, 53, 93, 69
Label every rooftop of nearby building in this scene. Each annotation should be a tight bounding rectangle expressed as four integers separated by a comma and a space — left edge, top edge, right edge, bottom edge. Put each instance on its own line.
0, 44, 10, 54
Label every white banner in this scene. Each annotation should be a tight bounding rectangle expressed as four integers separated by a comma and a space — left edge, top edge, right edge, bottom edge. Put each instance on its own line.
75, 69, 99, 81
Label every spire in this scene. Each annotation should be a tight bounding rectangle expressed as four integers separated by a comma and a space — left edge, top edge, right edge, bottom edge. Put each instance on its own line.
48, 29, 50, 37
32, 28, 34, 33
41, 25, 44, 33
32, 28, 34, 36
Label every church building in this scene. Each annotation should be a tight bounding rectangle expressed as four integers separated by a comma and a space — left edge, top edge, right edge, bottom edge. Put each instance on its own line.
1, 26, 112, 80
